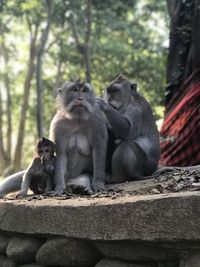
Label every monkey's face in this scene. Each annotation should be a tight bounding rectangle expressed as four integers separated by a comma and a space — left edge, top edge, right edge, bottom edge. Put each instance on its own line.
37, 138, 55, 163
58, 82, 95, 119
106, 81, 132, 110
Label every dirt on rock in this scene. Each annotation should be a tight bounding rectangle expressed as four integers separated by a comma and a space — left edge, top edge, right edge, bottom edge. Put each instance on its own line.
2, 169, 200, 204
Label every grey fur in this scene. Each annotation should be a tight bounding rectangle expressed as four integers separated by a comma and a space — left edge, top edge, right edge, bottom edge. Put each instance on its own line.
48, 81, 108, 195
0, 138, 55, 198
97, 75, 160, 182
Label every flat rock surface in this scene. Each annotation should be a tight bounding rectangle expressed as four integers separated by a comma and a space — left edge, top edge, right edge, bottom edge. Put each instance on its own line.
1, 187, 200, 242
1, 170, 200, 242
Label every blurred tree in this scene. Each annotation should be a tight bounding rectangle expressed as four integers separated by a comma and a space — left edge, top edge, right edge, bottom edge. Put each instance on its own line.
165, 0, 200, 109
68, 0, 92, 82
0, 0, 168, 173
13, 20, 39, 169
36, 0, 53, 138
0, 21, 12, 171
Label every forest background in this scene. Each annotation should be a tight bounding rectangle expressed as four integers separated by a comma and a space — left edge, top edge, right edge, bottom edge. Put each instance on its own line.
0, 0, 168, 174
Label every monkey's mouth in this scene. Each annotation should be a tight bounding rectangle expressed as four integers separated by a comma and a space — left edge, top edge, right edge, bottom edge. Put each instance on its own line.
72, 101, 87, 110
74, 103, 84, 107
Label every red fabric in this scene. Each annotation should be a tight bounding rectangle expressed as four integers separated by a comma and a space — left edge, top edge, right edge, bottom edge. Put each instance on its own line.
160, 80, 200, 166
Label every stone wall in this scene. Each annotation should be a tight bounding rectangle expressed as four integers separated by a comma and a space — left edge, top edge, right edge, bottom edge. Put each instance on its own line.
1, 191, 200, 267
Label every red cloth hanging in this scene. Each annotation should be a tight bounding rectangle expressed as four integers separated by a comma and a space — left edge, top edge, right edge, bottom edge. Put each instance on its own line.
160, 76, 200, 166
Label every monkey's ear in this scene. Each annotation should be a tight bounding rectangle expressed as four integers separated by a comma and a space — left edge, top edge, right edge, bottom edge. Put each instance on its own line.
57, 88, 62, 94
130, 82, 137, 92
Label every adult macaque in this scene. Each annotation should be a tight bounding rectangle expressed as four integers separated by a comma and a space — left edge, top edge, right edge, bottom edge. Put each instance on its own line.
48, 81, 107, 196
0, 138, 55, 198
97, 74, 160, 183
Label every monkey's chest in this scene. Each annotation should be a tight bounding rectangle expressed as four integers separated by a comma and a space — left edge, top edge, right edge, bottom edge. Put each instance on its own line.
67, 133, 91, 156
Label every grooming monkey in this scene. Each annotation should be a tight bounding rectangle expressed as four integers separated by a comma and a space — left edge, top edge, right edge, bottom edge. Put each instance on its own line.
97, 74, 161, 183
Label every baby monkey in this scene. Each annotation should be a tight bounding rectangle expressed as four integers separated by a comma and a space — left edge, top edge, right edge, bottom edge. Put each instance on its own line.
16, 137, 56, 198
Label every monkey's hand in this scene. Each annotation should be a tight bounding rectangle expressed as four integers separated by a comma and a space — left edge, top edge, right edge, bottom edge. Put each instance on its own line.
96, 97, 109, 112
16, 190, 27, 199
91, 180, 105, 193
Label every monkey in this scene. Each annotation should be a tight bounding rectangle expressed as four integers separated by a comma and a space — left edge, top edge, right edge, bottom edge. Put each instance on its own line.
48, 80, 108, 196
0, 137, 55, 198
97, 74, 161, 183
16, 137, 56, 198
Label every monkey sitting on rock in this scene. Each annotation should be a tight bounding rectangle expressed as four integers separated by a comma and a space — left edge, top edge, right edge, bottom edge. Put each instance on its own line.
0, 137, 56, 198
97, 74, 161, 183
48, 80, 108, 196
0, 81, 108, 197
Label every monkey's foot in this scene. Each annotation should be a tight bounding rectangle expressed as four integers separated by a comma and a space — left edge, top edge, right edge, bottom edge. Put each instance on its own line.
91, 180, 105, 193
67, 176, 93, 195
16, 190, 27, 199
45, 188, 64, 197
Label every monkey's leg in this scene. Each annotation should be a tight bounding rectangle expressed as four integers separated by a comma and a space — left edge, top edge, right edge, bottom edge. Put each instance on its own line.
66, 154, 93, 195
45, 178, 53, 193
111, 142, 145, 183
47, 153, 67, 196
0, 171, 25, 198
16, 171, 33, 198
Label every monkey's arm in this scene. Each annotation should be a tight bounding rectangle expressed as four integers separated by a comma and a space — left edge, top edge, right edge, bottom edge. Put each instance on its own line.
91, 113, 108, 192
0, 171, 25, 198
45, 157, 56, 175
97, 98, 131, 138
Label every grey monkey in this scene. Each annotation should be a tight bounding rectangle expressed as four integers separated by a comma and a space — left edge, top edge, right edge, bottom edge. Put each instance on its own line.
16, 137, 55, 198
48, 81, 107, 195
97, 74, 160, 183
0, 137, 55, 198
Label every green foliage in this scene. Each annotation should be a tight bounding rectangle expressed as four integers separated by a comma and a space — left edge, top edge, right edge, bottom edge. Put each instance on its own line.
0, 0, 168, 167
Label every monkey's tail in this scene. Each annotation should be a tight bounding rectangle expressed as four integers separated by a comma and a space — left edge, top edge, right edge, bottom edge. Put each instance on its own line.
142, 165, 200, 180
0, 171, 25, 197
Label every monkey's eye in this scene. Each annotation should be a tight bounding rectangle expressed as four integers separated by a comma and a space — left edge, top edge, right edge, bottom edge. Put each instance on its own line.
112, 88, 119, 93
57, 88, 62, 94
38, 149, 43, 154
72, 87, 79, 92
107, 88, 111, 94
82, 87, 88, 92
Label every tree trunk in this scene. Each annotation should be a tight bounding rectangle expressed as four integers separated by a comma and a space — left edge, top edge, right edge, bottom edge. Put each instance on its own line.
36, 0, 53, 138
0, 25, 12, 168
5, 73, 12, 162
2, 42, 12, 163
84, 0, 92, 83
69, 0, 92, 83
0, 90, 9, 172
165, 0, 200, 109
13, 24, 38, 169
54, 44, 63, 94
